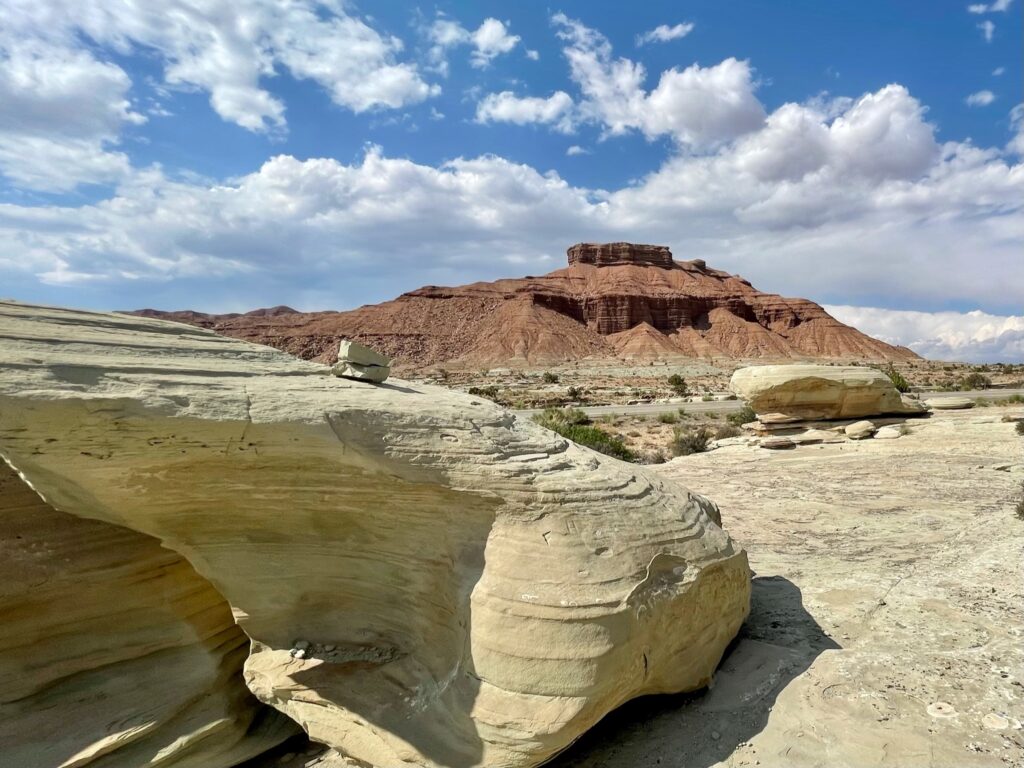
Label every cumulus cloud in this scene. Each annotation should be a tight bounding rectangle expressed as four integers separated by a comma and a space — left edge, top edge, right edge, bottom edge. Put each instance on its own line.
968, 0, 1014, 12
566, 145, 590, 156
826, 306, 1024, 362
636, 23, 695, 46
552, 13, 764, 147
5, 0, 437, 135
978, 20, 996, 41
475, 91, 576, 132
0, 37, 144, 190
427, 16, 520, 72
966, 89, 996, 106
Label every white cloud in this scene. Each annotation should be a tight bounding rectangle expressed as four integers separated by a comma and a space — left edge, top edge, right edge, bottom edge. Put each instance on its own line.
0, 37, 144, 190
566, 145, 590, 156
978, 20, 996, 41
993, 67, 1006, 75
1009, 104, 1024, 156
471, 18, 521, 67
426, 16, 520, 72
636, 23, 695, 46
826, 306, 1024, 362
476, 91, 575, 132
552, 13, 765, 147
526, 49, 540, 61
966, 89, 996, 106
968, 0, 1014, 12
5, 1, 437, 135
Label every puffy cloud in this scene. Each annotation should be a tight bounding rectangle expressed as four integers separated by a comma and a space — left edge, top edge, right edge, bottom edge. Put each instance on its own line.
636, 23, 695, 46
993, 66, 1006, 75
978, 20, 996, 41
826, 306, 1024, 362
566, 145, 590, 156
426, 16, 520, 72
967, 0, 1014, 12
1009, 104, 1024, 156
475, 91, 575, 132
552, 13, 764, 146
0, 37, 144, 190
5, 0, 437, 135
966, 89, 996, 106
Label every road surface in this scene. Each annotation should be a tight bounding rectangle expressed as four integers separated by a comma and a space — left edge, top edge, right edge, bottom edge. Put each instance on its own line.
515, 388, 1024, 419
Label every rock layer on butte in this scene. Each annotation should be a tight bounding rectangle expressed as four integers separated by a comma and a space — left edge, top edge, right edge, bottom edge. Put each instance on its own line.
132, 242, 916, 369
0, 300, 751, 768
0, 463, 295, 768
730, 364, 927, 421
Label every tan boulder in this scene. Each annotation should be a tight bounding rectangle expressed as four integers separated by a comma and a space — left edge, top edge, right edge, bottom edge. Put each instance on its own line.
845, 420, 877, 439
0, 301, 750, 768
0, 462, 295, 767
730, 365, 926, 421
332, 340, 391, 383
925, 396, 975, 410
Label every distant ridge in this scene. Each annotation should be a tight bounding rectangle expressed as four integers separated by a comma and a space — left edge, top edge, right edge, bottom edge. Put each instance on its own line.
131, 243, 917, 368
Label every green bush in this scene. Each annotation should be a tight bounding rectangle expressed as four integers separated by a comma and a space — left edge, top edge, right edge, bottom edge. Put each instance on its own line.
533, 408, 635, 462
467, 385, 500, 400
727, 405, 757, 426
566, 385, 584, 401
542, 372, 559, 384
657, 412, 678, 424
1016, 420, 1024, 437
713, 424, 742, 440
880, 363, 910, 393
669, 426, 711, 456
960, 372, 992, 390
667, 374, 690, 396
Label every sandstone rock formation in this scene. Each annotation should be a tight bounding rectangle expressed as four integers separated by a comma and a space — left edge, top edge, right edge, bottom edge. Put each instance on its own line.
332, 339, 391, 383
730, 365, 927, 421
0, 300, 750, 768
0, 461, 295, 768
132, 243, 917, 369
925, 396, 975, 410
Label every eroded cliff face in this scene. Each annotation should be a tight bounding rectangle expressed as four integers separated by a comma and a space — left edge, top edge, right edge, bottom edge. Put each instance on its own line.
131, 243, 917, 369
0, 462, 295, 768
0, 300, 750, 768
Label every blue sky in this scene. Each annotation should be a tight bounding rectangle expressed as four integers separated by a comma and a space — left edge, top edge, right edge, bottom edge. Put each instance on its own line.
1, 1, 1022, 359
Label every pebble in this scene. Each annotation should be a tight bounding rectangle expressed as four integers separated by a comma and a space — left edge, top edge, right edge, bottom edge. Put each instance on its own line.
290, 648, 307, 659
711, 730, 721, 740
279, 754, 296, 764
982, 713, 1009, 730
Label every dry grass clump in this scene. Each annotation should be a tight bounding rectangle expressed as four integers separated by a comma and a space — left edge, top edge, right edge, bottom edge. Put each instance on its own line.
1016, 481, 1024, 521
670, 425, 711, 456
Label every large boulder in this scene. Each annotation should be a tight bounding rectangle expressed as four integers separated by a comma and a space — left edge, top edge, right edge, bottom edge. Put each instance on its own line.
730, 364, 926, 421
0, 301, 750, 768
0, 462, 296, 768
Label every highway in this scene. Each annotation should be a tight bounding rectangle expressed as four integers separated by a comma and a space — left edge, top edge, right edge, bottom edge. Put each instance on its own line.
515, 388, 1024, 419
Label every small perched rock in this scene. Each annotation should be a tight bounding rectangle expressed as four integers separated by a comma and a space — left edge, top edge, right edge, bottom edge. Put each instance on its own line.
332, 340, 391, 383
760, 437, 796, 450
845, 420, 876, 440
874, 426, 902, 439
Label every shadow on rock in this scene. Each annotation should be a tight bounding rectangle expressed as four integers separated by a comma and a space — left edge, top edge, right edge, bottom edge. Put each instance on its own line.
549, 576, 840, 768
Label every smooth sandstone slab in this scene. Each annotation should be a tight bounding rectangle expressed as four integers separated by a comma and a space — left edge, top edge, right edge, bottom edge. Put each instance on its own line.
731, 365, 926, 421
0, 462, 296, 768
0, 301, 750, 768
925, 396, 975, 410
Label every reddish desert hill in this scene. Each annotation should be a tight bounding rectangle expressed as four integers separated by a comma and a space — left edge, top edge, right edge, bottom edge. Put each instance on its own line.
131, 243, 917, 369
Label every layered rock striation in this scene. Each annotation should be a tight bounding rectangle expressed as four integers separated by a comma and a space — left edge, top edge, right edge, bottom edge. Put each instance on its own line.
131, 243, 917, 369
0, 300, 751, 768
0, 462, 295, 768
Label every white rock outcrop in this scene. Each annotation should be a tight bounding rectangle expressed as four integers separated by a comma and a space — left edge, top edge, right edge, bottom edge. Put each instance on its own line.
0, 462, 296, 768
0, 301, 750, 768
731, 365, 926, 421
925, 396, 975, 410
332, 339, 391, 383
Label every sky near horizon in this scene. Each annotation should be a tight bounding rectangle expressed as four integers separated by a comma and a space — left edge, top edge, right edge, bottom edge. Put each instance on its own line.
0, 1, 1022, 361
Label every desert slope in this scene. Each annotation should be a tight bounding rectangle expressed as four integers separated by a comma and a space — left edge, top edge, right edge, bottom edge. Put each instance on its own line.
133, 243, 916, 369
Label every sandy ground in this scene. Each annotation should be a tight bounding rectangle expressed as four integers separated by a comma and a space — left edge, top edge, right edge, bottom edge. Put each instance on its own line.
249, 408, 1024, 768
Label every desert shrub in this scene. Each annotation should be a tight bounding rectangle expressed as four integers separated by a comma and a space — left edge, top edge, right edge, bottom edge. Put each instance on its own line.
657, 412, 678, 424
713, 424, 742, 440
542, 372, 559, 384
644, 451, 668, 465
467, 385, 500, 400
667, 374, 690, 396
727, 405, 757, 426
669, 426, 711, 457
880, 363, 910, 393
533, 408, 635, 461
960, 372, 992, 390
1016, 420, 1024, 437
1016, 482, 1024, 521
701, 394, 714, 402
566, 385, 584, 401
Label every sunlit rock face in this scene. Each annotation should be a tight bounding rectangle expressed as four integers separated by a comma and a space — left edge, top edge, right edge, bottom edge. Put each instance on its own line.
0, 300, 750, 768
0, 461, 296, 768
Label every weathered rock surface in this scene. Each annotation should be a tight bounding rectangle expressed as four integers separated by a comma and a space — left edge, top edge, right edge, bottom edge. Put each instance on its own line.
873, 426, 902, 439
331, 340, 391, 383
845, 420, 877, 439
131, 244, 917, 369
0, 462, 295, 768
0, 301, 750, 768
731, 365, 926, 421
926, 396, 975, 410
